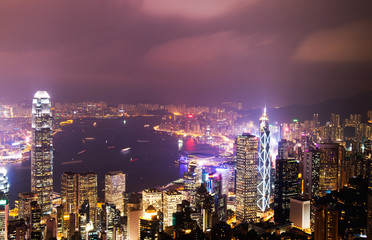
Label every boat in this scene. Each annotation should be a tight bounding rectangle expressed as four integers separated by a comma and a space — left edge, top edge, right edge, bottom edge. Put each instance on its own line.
107, 146, 115, 149
93, 122, 97, 127
130, 158, 139, 162
77, 149, 87, 155
120, 147, 131, 153
137, 140, 150, 143
85, 137, 95, 141
144, 124, 150, 128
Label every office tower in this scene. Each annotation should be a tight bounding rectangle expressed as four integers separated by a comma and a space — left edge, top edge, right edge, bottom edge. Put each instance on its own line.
126, 193, 141, 240
139, 205, 161, 240
163, 190, 183, 228
303, 149, 321, 199
0, 168, 9, 199
18, 192, 38, 221
104, 203, 121, 240
274, 158, 299, 223
289, 198, 310, 230
193, 184, 214, 231
0, 193, 8, 240
78, 172, 98, 227
30, 201, 42, 240
105, 170, 126, 214
79, 201, 90, 240
0, 168, 9, 240
235, 133, 258, 223
31, 91, 53, 215
61, 172, 98, 227
258, 108, 271, 212
314, 204, 338, 240
142, 189, 162, 212
61, 172, 78, 215
317, 143, 343, 196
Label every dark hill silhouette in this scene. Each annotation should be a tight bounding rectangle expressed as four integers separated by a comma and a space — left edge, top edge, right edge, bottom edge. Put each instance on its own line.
241, 90, 372, 124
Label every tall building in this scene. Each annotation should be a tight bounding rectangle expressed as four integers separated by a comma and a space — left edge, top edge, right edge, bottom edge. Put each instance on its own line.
274, 157, 299, 223
303, 149, 321, 199
235, 133, 258, 223
258, 108, 271, 212
289, 198, 310, 231
0, 168, 9, 240
61, 172, 98, 227
61, 172, 78, 215
139, 205, 161, 240
314, 204, 338, 240
31, 91, 53, 215
142, 189, 162, 212
163, 190, 183, 228
317, 143, 343, 196
18, 192, 38, 221
105, 170, 126, 214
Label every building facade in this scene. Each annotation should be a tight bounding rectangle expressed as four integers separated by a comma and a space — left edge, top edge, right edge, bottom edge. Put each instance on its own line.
258, 108, 271, 212
235, 133, 258, 223
105, 170, 126, 214
31, 91, 53, 215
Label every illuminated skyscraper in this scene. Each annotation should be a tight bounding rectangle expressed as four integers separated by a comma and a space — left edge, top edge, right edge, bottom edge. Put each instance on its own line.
274, 158, 299, 223
235, 133, 258, 223
61, 172, 98, 227
0, 168, 9, 240
163, 190, 183, 227
105, 170, 126, 214
317, 143, 343, 196
142, 189, 162, 212
31, 91, 53, 215
258, 108, 271, 212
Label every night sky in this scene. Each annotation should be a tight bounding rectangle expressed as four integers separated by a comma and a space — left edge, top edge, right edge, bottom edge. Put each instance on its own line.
1, 0, 371, 107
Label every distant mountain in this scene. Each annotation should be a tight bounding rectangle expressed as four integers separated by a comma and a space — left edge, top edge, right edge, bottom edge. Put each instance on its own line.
242, 91, 372, 124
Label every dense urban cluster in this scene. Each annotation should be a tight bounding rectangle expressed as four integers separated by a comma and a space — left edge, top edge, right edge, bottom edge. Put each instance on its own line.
0, 91, 371, 240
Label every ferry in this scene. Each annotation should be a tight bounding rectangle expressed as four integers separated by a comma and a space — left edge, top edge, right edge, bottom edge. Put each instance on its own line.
130, 157, 138, 162
77, 149, 87, 155
120, 147, 131, 153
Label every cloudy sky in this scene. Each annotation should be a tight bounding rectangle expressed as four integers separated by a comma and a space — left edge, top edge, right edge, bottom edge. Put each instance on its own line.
0, 0, 371, 107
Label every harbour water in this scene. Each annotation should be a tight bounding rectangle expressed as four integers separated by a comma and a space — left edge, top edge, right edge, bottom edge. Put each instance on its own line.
6, 116, 194, 206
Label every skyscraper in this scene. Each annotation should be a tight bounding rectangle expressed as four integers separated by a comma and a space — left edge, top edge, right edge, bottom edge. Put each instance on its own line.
31, 91, 53, 215
258, 108, 271, 212
163, 190, 183, 228
317, 143, 343, 196
105, 170, 126, 214
274, 158, 299, 223
61, 172, 98, 227
0, 168, 9, 240
142, 189, 162, 212
235, 133, 258, 223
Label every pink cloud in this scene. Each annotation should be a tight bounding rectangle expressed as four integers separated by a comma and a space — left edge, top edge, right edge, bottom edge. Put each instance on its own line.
144, 31, 257, 68
139, 0, 256, 20
292, 20, 372, 62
